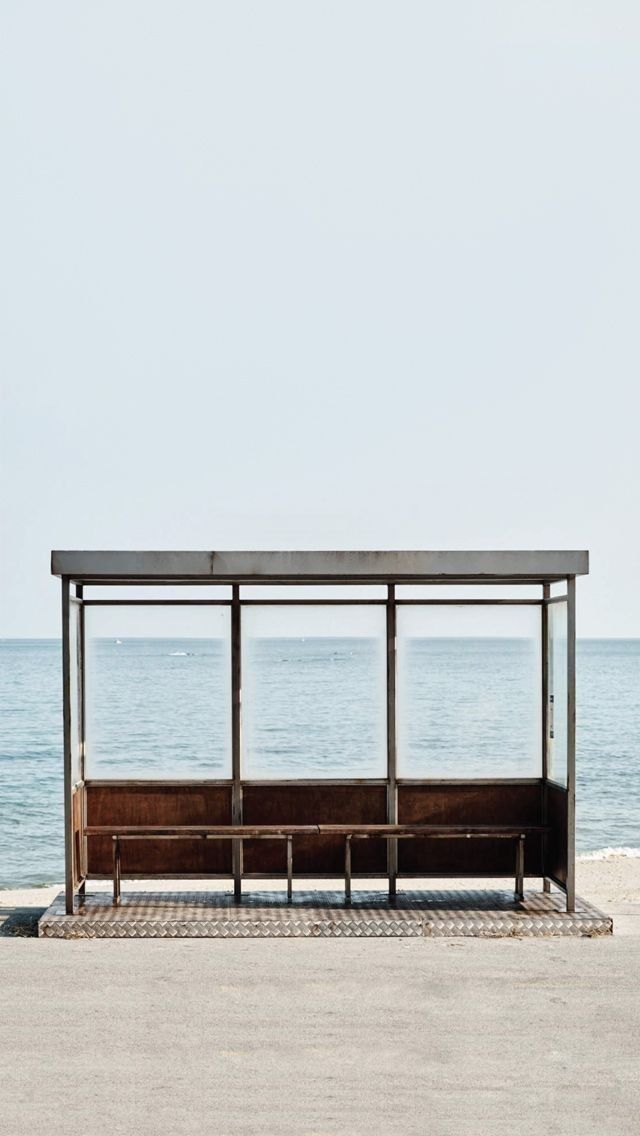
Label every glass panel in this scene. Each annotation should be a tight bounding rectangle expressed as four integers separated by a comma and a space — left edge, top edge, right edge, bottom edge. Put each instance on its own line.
69, 601, 81, 783
549, 582, 568, 599
83, 585, 231, 601
242, 605, 386, 777
240, 585, 386, 600
547, 602, 568, 786
85, 606, 231, 778
397, 606, 541, 778
396, 585, 541, 600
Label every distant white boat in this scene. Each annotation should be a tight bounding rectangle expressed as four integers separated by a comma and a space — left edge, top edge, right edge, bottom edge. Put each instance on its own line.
115, 639, 123, 645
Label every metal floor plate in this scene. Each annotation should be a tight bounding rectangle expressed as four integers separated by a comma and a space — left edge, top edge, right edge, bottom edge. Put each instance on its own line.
39, 889, 612, 938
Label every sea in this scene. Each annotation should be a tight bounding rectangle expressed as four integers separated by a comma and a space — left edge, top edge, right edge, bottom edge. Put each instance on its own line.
1, 637, 639, 888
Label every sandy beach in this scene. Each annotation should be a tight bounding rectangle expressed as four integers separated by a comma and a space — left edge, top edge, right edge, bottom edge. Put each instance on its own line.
1, 857, 639, 1136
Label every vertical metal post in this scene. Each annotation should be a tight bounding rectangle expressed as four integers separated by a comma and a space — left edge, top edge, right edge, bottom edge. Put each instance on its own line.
77, 584, 87, 891
541, 584, 551, 893
61, 578, 74, 914
386, 584, 397, 900
566, 577, 577, 913
112, 837, 121, 905
231, 584, 243, 901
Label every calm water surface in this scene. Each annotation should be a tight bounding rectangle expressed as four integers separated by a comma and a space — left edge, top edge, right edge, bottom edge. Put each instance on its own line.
0, 638, 638, 887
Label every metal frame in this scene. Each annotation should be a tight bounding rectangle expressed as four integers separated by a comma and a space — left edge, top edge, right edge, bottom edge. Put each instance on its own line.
231, 584, 242, 900
541, 583, 550, 893
61, 579, 74, 913
54, 551, 585, 914
386, 584, 398, 897
541, 583, 575, 908
566, 577, 577, 912
80, 598, 546, 607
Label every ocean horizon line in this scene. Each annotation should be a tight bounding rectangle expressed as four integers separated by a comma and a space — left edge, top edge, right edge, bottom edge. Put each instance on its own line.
3, 635, 640, 643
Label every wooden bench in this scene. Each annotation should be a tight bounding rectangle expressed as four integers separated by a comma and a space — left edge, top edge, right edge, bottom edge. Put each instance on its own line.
85, 824, 549, 906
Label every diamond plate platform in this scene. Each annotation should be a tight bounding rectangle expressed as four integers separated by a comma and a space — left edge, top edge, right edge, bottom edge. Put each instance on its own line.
38, 889, 612, 938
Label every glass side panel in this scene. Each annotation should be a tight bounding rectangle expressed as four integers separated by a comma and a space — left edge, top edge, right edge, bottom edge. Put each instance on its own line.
547, 602, 568, 786
397, 605, 542, 778
395, 585, 541, 600
240, 585, 386, 600
69, 601, 81, 783
242, 605, 387, 778
85, 606, 231, 778
83, 585, 232, 601
549, 582, 568, 599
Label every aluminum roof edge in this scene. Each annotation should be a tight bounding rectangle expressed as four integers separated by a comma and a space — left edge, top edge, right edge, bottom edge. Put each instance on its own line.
51, 549, 589, 582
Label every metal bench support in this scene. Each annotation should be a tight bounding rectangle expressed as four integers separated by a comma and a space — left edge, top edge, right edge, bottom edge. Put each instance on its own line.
287, 836, 293, 903
112, 836, 121, 906
234, 838, 242, 902
515, 835, 525, 900
345, 835, 352, 905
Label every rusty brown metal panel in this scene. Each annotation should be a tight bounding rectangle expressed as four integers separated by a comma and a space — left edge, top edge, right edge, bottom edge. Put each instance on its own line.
546, 782, 568, 884
397, 783, 542, 824
86, 784, 233, 875
242, 785, 388, 874
397, 783, 544, 875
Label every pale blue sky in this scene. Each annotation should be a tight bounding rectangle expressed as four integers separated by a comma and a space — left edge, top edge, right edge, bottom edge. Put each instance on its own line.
1, 2, 639, 637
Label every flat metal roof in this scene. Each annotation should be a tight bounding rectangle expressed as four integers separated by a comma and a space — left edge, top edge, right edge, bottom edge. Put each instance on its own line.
51, 550, 589, 584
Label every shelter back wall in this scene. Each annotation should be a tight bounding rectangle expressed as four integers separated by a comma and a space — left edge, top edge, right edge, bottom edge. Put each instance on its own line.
85, 781, 547, 878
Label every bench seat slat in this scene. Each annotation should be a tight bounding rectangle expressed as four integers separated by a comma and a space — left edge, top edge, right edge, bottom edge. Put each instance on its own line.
85, 825, 319, 838
85, 823, 548, 838
319, 824, 548, 836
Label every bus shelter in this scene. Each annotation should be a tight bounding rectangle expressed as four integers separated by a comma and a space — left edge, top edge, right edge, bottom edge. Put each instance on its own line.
51, 550, 587, 921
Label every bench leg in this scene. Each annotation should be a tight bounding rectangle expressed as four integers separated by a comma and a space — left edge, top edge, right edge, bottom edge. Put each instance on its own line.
515, 836, 525, 901
344, 836, 352, 905
112, 837, 121, 906
233, 838, 242, 903
287, 836, 293, 903
388, 836, 397, 903
543, 877, 551, 894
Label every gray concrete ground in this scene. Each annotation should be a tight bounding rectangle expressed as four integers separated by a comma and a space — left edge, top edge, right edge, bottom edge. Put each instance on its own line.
1, 866, 639, 1136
